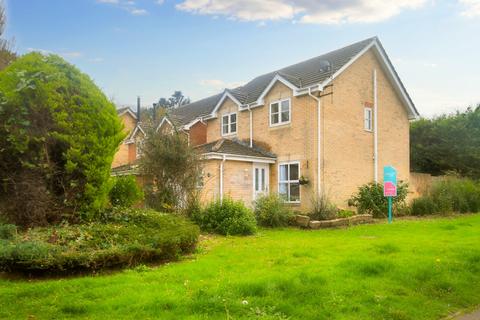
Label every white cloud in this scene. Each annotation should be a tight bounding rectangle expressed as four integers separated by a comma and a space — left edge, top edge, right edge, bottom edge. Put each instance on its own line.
156, 0, 165, 5
27, 48, 83, 59
177, 0, 298, 21
130, 8, 148, 15
459, 0, 480, 17
89, 57, 105, 63
176, 0, 428, 24
27, 47, 53, 55
61, 51, 83, 58
200, 79, 245, 90
97, 0, 148, 16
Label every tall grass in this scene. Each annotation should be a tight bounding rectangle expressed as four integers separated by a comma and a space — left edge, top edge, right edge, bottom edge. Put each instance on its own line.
411, 177, 480, 215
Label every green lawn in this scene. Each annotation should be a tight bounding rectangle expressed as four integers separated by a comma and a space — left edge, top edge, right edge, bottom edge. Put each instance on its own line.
1, 215, 480, 320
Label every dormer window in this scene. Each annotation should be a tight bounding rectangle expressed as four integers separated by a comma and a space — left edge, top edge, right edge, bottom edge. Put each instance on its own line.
222, 112, 237, 136
270, 98, 291, 126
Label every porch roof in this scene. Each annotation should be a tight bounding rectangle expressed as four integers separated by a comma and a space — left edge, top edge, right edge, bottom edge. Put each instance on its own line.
196, 139, 276, 163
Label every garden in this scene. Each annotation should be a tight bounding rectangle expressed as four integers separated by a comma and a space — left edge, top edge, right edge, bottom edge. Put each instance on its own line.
1, 37, 480, 320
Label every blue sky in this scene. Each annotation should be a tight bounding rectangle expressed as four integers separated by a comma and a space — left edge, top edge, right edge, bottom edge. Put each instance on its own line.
4, 0, 480, 117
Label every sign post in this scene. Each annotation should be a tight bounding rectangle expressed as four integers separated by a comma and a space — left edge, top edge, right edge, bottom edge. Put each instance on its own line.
383, 166, 397, 224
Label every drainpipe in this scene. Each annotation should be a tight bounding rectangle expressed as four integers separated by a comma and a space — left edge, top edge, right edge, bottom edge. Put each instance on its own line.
308, 85, 322, 197
248, 106, 253, 148
373, 69, 379, 182
220, 154, 226, 201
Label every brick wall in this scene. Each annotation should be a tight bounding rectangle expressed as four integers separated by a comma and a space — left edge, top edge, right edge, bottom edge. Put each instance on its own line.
201, 47, 412, 211
322, 49, 411, 207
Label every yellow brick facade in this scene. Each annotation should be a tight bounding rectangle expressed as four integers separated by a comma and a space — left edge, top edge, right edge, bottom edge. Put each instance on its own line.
199, 47, 412, 212
112, 112, 138, 168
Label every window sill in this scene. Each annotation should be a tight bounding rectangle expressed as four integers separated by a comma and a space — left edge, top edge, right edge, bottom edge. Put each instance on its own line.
221, 133, 238, 138
286, 202, 301, 206
269, 123, 291, 130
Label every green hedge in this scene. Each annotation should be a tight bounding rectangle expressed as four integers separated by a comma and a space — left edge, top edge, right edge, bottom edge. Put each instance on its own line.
0, 209, 199, 274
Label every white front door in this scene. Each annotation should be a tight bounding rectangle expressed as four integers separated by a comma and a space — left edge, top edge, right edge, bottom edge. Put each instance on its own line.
253, 163, 269, 200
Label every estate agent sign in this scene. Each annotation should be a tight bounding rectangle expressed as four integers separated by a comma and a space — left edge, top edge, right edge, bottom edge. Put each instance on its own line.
383, 166, 397, 223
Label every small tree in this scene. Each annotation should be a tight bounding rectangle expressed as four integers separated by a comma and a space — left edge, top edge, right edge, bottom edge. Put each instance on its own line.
0, 53, 125, 226
0, 2, 16, 70
140, 129, 202, 212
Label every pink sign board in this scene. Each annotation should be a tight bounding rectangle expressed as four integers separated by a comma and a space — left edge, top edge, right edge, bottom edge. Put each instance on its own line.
384, 181, 397, 197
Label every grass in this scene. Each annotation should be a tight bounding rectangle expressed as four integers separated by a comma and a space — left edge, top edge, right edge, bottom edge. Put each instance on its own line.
1, 215, 480, 319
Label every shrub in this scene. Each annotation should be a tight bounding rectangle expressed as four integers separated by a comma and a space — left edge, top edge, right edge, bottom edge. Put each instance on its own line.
337, 209, 355, 219
254, 194, 293, 227
410, 197, 437, 216
0, 208, 200, 274
309, 193, 338, 221
0, 224, 16, 239
410, 177, 480, 215
0, 53, 125, 227
348, 182, 408, 218
192, 198, 256, 236
109, 176, 144, 208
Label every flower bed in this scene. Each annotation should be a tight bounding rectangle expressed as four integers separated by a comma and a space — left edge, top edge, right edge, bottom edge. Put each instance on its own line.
0, 209, 200, 275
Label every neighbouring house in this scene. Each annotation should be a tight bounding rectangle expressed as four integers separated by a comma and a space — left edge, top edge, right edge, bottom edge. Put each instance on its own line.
112, 98, 149, 176
156, 37, 420, 211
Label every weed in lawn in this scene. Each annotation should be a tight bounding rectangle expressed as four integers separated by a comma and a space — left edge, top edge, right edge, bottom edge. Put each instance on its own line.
440, 224, 457, 231
344, 258, 394, 277
374, 243, 401, 255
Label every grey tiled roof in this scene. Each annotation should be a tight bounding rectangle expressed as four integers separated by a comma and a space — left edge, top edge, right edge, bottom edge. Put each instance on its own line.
117, 106, 136, 116
196, 139, 276, 159
167, 37, 388, 126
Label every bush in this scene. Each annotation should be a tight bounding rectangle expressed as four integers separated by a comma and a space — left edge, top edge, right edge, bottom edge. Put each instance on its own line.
410, 177, 480, 215
109, 176, 144, 207
309, 193, 338, 221
348, 182, 408, 218
0, 53, 125, 227
337, 209, 355, 219
254, 194, 293, 228
192, 198, 256, 236
410, 197, 437, 216
0, 224, 16, 239
0, 208, 200, 274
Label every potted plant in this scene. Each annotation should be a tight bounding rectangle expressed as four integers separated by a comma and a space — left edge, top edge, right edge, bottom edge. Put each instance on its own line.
299, 175, 310, 185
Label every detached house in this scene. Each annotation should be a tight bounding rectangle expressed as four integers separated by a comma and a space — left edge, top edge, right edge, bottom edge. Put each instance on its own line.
157, 37, 419, 211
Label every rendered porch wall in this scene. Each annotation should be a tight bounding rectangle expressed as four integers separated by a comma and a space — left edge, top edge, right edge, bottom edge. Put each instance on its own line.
200, 160, 254, 206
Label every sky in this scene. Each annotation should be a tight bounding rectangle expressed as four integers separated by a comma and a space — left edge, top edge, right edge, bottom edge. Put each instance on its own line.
3, 0, 480, 117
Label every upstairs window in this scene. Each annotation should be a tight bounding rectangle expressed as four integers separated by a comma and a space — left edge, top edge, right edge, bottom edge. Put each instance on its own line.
279, 162, 300, 203
222, 112, 237, 136
364, 108, 373, 132
270, 99, 291, 126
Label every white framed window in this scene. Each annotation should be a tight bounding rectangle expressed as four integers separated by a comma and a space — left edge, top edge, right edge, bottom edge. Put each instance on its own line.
364, 107, 373, 132
270, 98, 291, 126
278, 162, 300, 203
221, 112, 237, 136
